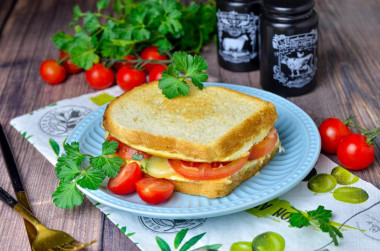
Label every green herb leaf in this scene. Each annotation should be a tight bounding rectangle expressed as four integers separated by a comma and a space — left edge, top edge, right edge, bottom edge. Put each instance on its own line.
102, 140, 119, 155
288, 211, 310, 228
77, 168, 106, 190
158, 71, 190, 98
307, 205, 332, 223
96, 0, 110, 12
68, 29, 100, 69
52, 32, 75, 52
56, 160, 81, 182
132, 154, 144, 160
113, 0, 124, 14
69, 5, 83, 28
54, 139, 123, 209
53, 181, 83, 209
90, 156, 123, 177
289, 205, 343, 246
84, 12, 101, 34
158, 52, 208, 99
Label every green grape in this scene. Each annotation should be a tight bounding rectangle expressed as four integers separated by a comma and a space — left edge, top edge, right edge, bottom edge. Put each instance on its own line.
230, 241, 252, 251
307, 174, 337, 193
333, 187, 369, 204
252, 232, 285, 251
331, 166, 359, 185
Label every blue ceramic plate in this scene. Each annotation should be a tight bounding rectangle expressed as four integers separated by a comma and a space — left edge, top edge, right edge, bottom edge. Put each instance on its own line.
67, 83, 321, 219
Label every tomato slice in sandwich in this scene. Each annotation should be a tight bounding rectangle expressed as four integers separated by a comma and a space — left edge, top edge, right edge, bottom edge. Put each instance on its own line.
168, 156, 249, 180
248, 127, 278, 161
108, 136, 152, 160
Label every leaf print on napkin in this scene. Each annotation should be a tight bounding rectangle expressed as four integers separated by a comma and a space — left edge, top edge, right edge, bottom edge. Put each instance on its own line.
49, 138, 60, 156
155, 228, 222, 251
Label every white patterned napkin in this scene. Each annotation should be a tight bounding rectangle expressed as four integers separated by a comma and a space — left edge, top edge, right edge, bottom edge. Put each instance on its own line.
10, 87, 380, 251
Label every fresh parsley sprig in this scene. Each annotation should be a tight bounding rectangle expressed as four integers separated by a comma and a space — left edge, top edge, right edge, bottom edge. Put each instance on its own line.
289, 205, 343, 246
158, 52, 208, 99
53, 140, 123, 209
52, 0, 216, 70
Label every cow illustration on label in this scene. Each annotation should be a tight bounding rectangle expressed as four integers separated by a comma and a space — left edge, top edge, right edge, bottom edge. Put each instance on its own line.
217, 10, 259, 64
273, 29, 318, 88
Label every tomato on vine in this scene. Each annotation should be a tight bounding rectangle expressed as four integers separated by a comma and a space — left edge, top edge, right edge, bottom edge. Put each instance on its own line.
116, 68, 146, 92
319, 117, 352, 153
149, 65, 166, 82
58, 51, 82, 74
140, 46, 168, 72
113, 55, 136, 71
85, 63, 114, 89
337, 134, 375, 170
40, 59, 67, 85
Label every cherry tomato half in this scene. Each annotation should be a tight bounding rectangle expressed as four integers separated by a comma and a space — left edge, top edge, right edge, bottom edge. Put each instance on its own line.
58, 51, 83, 74
337, 134, 375, 170
85, 63, 115, 89
113, 55, 136, 71
116, 68, 146, 92
40, 59, 67, 85
319, 118, 352, 153
136, 177, 174, 204
248, 127, 278, 160
169, 156, 248, 180
108, 162, 143, 195
140, 46, 168, 72
149, 64, 166, 82
108, 137, 152, 160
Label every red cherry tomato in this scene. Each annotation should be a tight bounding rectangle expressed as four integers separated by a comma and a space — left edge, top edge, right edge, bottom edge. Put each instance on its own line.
58, 51, 82, 74
39, 59, 67, 85
140, 46, 168, 72
113, 55, 136, 71
136, 177, 174, 204
108, 162, 143, 195
149, 65, 167, 82
319, 118, 352, 153
248, 127, 278, 160
168, 156, 248, 180
85, 63, 115, 89
337, 134, 375, 170
108, 136, 152, 160
116, 68, 146, 92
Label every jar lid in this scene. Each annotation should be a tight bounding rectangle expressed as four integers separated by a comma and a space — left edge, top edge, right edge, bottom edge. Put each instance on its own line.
263, 0, 314, 15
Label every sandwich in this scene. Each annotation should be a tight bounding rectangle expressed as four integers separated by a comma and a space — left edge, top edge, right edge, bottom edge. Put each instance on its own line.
103, 81, 280, 198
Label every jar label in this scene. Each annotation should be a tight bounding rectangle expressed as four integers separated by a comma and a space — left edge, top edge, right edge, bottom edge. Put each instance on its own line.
217, 10, 259, 64
272, 29, 318, 88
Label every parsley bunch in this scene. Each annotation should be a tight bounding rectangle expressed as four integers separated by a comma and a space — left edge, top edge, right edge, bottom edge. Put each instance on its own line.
289, 205, 343, 246
158, 52, 208, 99
53, 141, 123, 209
52, 0, 216, 70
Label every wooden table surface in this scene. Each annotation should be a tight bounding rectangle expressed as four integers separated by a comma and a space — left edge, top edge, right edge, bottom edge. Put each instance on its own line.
0, 0, 379, 250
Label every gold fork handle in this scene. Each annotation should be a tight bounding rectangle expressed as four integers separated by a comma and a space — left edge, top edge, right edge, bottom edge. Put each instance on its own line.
0, 187, 44, 231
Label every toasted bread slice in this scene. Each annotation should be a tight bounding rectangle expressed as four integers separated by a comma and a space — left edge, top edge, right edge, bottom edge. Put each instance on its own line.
148, 140, 281, 198
103, 81, 278, 162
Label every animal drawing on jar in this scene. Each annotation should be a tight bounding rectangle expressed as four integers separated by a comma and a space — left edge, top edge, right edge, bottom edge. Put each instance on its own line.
222, 35, 249, 54
280, 52, 313, 77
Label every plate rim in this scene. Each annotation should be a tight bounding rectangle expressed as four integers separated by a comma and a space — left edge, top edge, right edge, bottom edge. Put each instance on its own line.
67, 83, 321, 219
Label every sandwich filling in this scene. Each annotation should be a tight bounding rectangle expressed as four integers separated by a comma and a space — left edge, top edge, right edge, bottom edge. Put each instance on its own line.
107, 127, 279, 182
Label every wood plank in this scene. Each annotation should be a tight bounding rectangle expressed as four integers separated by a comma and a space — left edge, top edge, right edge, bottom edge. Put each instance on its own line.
0, 0, 16, 34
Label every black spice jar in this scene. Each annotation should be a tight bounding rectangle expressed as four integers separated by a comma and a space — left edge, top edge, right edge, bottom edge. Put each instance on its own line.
216, 0, 261, 72
260, 0, 319, 96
